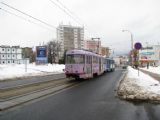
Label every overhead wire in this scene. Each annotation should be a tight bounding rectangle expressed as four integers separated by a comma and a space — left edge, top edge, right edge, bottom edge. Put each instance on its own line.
49, 0, 94, 38
54, 0, 85, 26
0, 2, 59, 30
1, 1, 92, 38
0, 7, 54, 31
54, 0, 94, 36
49, 0, 83, 26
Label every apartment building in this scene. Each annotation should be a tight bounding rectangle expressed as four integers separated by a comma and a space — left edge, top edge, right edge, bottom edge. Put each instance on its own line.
57, 25, 84, 57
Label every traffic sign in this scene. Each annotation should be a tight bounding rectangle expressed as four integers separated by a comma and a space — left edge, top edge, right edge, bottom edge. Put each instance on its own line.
134, 42, 142, 50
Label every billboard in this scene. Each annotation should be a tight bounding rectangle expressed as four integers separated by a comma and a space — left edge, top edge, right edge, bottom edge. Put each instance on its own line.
36, 46, 48, 64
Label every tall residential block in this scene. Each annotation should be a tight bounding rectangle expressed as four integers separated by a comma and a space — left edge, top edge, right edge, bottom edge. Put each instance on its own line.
57, 25, 84, 57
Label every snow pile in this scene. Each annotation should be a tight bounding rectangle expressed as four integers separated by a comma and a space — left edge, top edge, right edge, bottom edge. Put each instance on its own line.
117, 66, 160, 102
0, 63, 65, 80
141, 66, 160, 75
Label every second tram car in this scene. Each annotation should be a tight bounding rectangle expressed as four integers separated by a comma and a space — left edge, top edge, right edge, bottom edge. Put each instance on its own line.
104, 58, 115, 72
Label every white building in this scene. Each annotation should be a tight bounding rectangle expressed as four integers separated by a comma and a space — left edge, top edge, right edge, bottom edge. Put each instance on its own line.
0, 45, 26, 64
139, 45, 160, 66
113, 56, 129, 67
57, 25, 84, 58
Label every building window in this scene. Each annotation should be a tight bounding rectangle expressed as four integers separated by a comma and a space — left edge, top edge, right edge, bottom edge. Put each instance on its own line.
12, 49, 15, 51
13, 60, 14, 63
2, 55, 4, 57
8, 61, 10, 63
2, 49, 4, 51
13, 55, 15, 57
8, 55, 10, 57
8, 49, 10, 51
3, 61, 5, 64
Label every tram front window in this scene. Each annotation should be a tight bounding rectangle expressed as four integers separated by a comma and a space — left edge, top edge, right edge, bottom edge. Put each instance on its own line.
66, 54, 84, 64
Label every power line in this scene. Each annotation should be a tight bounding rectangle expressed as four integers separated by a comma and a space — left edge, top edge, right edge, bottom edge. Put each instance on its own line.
1, 2, 58, 30
49, 0, 83, 26
55, 0, 85, 26
0, 7, 54, 31
52, 1, 93, 37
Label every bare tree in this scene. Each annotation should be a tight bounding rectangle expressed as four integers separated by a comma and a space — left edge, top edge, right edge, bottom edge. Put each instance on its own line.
47, 40, 61, 64
22, 47, 35, 63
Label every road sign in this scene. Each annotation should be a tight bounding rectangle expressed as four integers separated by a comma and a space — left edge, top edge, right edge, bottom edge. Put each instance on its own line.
134, 42, 142, 50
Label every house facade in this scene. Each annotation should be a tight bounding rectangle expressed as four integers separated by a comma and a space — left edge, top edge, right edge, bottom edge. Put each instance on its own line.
0, 45, 23, 64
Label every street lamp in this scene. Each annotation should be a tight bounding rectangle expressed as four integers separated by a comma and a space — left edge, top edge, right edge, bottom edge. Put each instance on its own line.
122, 30, 134, 66
122, 30, 134, 50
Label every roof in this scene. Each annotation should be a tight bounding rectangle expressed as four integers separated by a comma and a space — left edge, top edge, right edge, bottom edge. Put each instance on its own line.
66, 49, 100, 56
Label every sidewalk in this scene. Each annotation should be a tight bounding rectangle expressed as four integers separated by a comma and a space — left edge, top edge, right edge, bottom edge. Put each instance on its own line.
139, 68, 160, 81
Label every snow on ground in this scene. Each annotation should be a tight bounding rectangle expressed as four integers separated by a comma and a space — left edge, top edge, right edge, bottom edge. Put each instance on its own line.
117, 66, 160, 102
140, 66, 160, 75
0, 63, 65, 80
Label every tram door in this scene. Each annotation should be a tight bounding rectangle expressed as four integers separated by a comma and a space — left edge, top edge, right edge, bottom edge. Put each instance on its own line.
86, 55, 92, 77
99, 57, 102, 73
91, 56, 93, 76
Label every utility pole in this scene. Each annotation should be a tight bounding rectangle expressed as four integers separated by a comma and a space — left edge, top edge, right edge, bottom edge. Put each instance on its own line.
122, 30, 134, 66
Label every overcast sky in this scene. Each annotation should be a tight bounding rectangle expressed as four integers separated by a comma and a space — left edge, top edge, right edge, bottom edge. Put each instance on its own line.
0, 0, 160, 54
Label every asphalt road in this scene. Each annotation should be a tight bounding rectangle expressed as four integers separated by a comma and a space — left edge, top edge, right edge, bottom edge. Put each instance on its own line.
0, 68, 160, 120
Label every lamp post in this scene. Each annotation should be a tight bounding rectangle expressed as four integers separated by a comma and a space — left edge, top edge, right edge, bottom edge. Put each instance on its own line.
122, 30, 134, 66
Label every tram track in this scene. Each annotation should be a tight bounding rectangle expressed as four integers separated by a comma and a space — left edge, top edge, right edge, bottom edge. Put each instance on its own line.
0, 78, 82, 111
0, 78, 69, 100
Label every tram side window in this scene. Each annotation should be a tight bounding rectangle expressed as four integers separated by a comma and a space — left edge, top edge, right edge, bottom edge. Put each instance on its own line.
77, 55, 84, 64
106, 59, 109, 65
93, 56, 96, 64
96, 57, 98, 64
104, 59, 107, 64
86, 56, 89, 64
86, 56, 92, 64
93, 56, 96, 63
89, 56, 92, 64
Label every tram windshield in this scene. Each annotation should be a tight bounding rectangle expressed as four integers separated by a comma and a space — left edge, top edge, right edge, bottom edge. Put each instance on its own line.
66, 54, 84, 64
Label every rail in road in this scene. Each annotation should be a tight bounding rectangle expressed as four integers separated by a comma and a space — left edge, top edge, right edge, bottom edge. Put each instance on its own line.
0, 73, 66, 89
0, 78, 70, 100
0, 73, 80, 111
0, 77, 81, 111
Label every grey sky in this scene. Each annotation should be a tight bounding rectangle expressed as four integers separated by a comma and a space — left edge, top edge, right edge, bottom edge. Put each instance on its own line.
0, 0, 160, 54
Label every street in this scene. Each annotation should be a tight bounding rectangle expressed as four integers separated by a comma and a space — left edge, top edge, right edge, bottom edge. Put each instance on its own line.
0, 68, 160, 120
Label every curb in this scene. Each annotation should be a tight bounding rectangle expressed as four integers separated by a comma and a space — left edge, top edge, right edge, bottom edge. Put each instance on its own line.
115, 70, 128, 96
